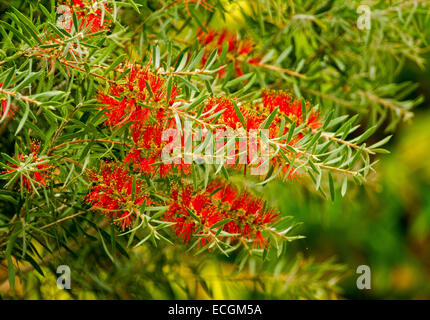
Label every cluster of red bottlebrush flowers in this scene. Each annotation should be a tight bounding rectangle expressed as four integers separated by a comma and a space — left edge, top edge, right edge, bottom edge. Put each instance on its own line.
60, 0, 112, 34
197, 29, 262, 77
97, 62, 321, 183
92, 63, 318, 248
85, 163, 151, 231
1, 142, 52, 192
163, 181, 279, 248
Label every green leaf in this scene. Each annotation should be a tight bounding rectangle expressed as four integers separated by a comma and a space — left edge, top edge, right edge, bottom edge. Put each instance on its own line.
2, 68, 15, 89
104, 54, 126, 75
328, 172, 335, 202
348, 145, 364, 168
6, 232, 18, 290
166, 77, 173, 104
127, 0, 141, 13
233, 101, 247, 130
10, 8, 43, 44
341, 176, 348, 197
175, 52, 188, 72
185, 94, 207, 111
15, 102, 30, 135
355, 125, 377, 144
176, 76, 198, 92
0, 21, 32, 46
225, 73, 254, 88
213, 220, 232, 235
189, 8, 208, 33
188, 49, 205, 71
262, 107, 279, 130
286, 121, 296, 143
369, 135, 392, 149
14, 71, 42, 92
154, 45, 160, 69
301, 99, 307, 123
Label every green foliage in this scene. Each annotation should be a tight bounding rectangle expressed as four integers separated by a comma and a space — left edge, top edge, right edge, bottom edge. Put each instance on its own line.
0, 0, 428, 299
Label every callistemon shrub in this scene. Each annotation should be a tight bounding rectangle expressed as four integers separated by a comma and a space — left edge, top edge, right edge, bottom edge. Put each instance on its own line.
0, 0, 427, 299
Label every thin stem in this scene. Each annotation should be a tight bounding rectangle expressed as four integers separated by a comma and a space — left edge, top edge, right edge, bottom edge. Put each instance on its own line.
39, 211, 87, 231
51, 139, 130, 153
161, 70, 213, 76
252, 62, 306, 79
359, 90, 413, 119
60, 59, 115, 83
0, 89, 41, 105
48, 104, 82, 155
318, 131, 375, 155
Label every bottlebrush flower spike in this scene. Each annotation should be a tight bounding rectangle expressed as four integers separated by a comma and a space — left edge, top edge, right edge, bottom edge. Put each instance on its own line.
163, 186, 220, 244
1, 141, 52, 192
124, 123, 191, 177
97, 64, 180, 128
163, 181, 279, 249
262, 90, 321, 130
203, 97, 243, 129
200, 93, 310, 180
208, 181, 279, 248
197, 28, 261, 77
85, 163, 151, 231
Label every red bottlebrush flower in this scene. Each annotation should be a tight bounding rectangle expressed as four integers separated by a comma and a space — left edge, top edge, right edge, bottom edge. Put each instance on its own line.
245, 112, 265, 130
0, 99, 17, 119
124, 124, 163, 175
164, 181, 279, 248
208, 181, 279, 248
261, 90, 321, 129
247, 56, 262, 65
203, 97, 242, 129
238, 40, 255, 56
207, 182, 238, 207
226, 32, 238, 53
197, 29, 260, 77
85, 164, 150, 231
163, 187, 221, 244
1, 141, 52, 192
234, 61, 244, 77
199, 29, 218, 45
97, 94, 148, 128
124, 123, 191, 177
97, 65, 180, 128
